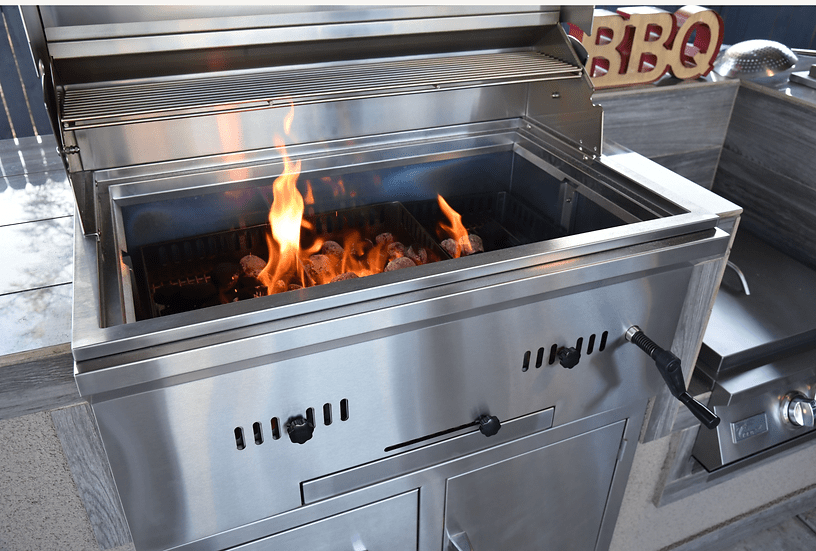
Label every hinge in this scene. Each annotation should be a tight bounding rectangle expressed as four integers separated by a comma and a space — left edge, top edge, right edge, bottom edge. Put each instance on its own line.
62, 145, 80, 155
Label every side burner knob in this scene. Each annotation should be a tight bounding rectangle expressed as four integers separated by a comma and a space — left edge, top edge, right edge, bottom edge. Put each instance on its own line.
782, 393, 816, 427
557, 346, 581, 369
478, 415, 501, 437
286, 415, 315, 444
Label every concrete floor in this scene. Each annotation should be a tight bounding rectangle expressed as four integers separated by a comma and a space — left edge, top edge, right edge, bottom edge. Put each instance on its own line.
1, 135, 816, 551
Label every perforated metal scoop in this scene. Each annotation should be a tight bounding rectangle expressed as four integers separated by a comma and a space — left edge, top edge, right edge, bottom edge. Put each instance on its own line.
713, 39, 799, 86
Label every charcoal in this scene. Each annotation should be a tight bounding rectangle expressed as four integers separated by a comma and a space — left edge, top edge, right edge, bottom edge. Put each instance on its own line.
405, 246, 428, 265
305, 254, 332, 282
330, 272, 359, 283
320, 240, 344, 259
375, 232, 394, 246
387, 241, 405, 260
385, 256, 416, 272
240, 254, 266, 278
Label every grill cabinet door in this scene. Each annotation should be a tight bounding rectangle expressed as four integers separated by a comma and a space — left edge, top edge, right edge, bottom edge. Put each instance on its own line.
444, 420, 625, 551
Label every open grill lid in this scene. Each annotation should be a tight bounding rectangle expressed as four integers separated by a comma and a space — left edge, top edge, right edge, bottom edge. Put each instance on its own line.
21, 5, 599, 235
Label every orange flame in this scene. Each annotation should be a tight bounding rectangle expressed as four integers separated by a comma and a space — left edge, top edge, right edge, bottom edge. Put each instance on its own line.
437, 194, 472, 258
252, 101, 438, 295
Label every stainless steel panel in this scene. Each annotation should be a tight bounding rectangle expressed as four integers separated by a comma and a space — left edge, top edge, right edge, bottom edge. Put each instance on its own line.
444, 420, 626, 551
698, 230, 816, 374
73, 86, 528, 171
302, 408, 556, 504
692, 348, 816, 471
234, 491, 418, 551
90, 264, 689, 550
44, 8, 557, 59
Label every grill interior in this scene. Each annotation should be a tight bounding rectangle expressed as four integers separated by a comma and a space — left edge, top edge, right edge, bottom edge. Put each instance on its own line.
119, 148, 643, 322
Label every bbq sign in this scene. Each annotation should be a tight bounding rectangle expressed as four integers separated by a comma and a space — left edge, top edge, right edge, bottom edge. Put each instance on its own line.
568, 5, 724, 89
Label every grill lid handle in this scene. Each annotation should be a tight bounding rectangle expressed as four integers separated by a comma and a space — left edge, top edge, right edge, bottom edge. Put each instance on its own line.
626, 326, 721, 430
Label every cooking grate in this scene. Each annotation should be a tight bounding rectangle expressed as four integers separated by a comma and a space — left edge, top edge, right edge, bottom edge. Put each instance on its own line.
62, 51, 581, 128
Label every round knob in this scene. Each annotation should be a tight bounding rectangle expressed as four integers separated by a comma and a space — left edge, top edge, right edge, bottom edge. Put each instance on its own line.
478, 415, 501, 437
782, 393, 816, 427
286, 415, 315, 444
557, 346, 581, 369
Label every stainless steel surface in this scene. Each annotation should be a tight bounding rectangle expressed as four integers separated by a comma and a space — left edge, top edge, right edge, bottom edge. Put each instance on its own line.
22, 6, 743, 551
697, 231, 816, 375
444, 420, 625, 551
713, 39, 799, 86
692, 347, 816, 471
693, 230, 816, 471
232, 491, 418, 551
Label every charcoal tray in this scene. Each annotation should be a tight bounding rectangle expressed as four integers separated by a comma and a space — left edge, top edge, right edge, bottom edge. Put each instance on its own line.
135, 201, 446, 320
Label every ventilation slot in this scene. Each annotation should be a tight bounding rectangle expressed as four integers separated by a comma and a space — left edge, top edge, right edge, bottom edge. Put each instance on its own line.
270, 417, 281, 440
522, 350, 531, 372
306, 407, 315, 426
252, 422, 263, 445
587, 334, 596, 355
535, 347, 545, 368
549, 344, 558, 365
576, 337, 584, 354
599, 331, 609, 352
340, 399, 350, 421
234, 427, 246, 450
323, 403, 333, 426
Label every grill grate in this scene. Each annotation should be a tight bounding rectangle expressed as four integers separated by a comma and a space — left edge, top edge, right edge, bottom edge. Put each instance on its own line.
62, 51, 581, 128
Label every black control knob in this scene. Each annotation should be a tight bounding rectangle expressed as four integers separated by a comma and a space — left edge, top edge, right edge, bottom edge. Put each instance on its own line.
557, 346, 581, 369
286, 415, 314, 444
478, 415, 501, 437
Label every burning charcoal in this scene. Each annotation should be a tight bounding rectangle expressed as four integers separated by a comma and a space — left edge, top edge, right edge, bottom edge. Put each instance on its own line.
387, 241, 405, 260
212, 262, 240, 290
288, 284, 303, 291
240, 254, 266, 278
320, 240, 344, 259
178, 282, 217, 305
405, 246, 428, 265
462, 234, 484, 255
375, 232, 394, 246
305, 254, 332, 283
272, 280, 288, 294
330, 272, 359, 283
441, 234, 484, 257
441, 238, 458, 258
153, 285, 180, 306
384, 256, 417, 272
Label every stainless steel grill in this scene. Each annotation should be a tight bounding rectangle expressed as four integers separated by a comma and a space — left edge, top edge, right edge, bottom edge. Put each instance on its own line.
22, 6, 740, 551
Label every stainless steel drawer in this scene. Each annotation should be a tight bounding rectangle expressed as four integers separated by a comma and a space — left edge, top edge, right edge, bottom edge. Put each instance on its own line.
236, 490, 418, 550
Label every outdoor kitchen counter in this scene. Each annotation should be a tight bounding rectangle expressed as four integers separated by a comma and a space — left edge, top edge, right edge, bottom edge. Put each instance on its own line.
2, 77, 816, 551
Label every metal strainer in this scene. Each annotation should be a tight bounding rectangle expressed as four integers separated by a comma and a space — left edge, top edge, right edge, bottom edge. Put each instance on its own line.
713, 39, 799, 86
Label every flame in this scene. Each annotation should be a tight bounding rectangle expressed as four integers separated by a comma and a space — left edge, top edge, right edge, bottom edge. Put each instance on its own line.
258, 137, 304, 290
251, 102, 435, 295
437, 194, 472, 258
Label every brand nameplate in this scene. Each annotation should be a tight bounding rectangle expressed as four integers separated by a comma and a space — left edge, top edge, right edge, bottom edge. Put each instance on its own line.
731, 413, 769, 443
